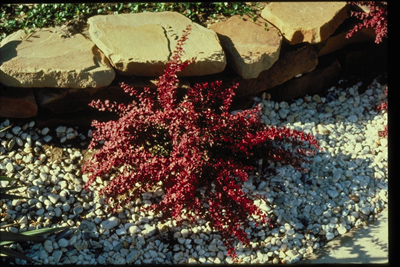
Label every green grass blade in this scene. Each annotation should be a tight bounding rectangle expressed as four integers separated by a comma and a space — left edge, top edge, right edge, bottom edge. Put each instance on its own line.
0, 232, 45, 245
19, 226, 70, 237
1, 185, 24, 193
0, 246, 40, 262
0, 226, 69, 246
0, 176, 16, 182
0, 193, 27, 200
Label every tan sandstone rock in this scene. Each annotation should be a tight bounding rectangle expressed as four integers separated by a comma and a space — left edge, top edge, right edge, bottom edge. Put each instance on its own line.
36, 76, 191, 114
233, 43, 318, 97
0, 87, 37, 118
209, 15, 282, 79
88, 12, 226, 77
261, 2, 350, 45
268, 59, 341, 102
0, 28, 115, 88
314, 19, 376, 57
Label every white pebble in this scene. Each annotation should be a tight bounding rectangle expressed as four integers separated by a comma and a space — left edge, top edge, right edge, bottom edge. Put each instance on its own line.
5, 162, 14, 172
337, 225, 347, 235
326, 232, 335, 241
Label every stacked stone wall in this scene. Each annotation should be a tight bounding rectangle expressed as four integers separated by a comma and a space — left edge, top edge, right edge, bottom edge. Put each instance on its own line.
0, 2, 386, 122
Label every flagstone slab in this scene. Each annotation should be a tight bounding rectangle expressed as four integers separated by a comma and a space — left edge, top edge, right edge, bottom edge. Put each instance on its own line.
0, 28, 115, 88
261, 2, 350, 45
0, 87, 37, 118
87, 11, 226, 77
209, 15, 282, 79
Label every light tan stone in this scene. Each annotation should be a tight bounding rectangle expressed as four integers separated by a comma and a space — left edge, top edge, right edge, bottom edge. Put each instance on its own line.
0, 28, 115, 88
209, 15, 282, 79
88, 12, 226, 76
261, 2, 350, 45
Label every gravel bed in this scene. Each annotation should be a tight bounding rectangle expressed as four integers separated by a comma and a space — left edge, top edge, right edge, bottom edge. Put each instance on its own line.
0, 76, 388, 265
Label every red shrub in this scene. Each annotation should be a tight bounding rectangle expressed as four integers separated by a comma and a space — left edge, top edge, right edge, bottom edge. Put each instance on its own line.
82, 25, 320, 258
346, 1, 388, 44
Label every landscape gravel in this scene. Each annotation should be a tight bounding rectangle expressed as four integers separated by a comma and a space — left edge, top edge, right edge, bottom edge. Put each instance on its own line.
0, 76, 388, 264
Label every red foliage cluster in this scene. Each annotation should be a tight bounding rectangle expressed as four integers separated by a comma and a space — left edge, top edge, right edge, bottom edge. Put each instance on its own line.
82, 25, 320, 258
346, 1, 388, 44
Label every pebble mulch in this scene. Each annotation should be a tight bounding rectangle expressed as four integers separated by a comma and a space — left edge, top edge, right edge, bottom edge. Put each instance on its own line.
0, 75, 388, 264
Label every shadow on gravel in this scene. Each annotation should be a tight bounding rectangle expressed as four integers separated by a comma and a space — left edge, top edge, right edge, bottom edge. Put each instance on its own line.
300, 207, 388, 264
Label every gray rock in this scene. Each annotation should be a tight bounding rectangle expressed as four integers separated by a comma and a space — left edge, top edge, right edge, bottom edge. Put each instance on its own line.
348, 114, 358, 123
73, 206, 84, 215
68, 235, 77, 246
41, 127, 50, 135
58, 238, 69, 248
126, 250, 140, 264
279, 109, 289, 119
327, 189, 339, 199
142, 224, 157, 237
55, 126, 67, 137
15, 137, 23, 146
11, 126, 22, 135
66, 132, 77, 140
54, 207, 62, 217
44, 240, 53, 253
43, 135, 52, 143
52, 250, 63, 264
48, 194, 60, 204
116, 228, 127, 235
36, 208, 45, 216
100, 216, 120, 230
326, 232, 335, 241
62, 203, 71, 212
74, 240, 88, 251
360, 206, 371, 216
39, 250, 49, 260
174, 251, 184, 262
